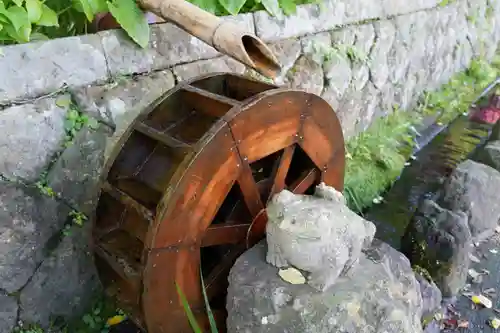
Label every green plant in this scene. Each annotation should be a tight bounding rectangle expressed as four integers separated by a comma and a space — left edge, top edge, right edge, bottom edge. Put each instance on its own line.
0, 0, 149, 47
343, 56, 500, 213
176, 266, 218, 332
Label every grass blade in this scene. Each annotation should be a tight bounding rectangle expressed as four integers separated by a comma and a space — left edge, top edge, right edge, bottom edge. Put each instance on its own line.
175, 283, 203, 333
200, 270, 218, 333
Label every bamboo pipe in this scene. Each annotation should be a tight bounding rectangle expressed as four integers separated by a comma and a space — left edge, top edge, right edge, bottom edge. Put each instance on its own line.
138, 0, 282, 78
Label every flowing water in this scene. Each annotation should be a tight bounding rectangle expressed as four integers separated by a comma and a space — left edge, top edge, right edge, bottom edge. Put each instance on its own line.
365, 96, 498, 250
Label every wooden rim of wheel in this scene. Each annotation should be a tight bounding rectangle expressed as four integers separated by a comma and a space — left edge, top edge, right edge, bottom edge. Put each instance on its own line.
92, 73, 345, 333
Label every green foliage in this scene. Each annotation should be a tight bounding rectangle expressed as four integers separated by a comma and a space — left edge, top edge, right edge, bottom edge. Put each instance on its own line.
344, 56, 500, 213
0, 0, 312, 47
0, 0, 149, 47
59, 96, 99, 147
176, 266, 219, 333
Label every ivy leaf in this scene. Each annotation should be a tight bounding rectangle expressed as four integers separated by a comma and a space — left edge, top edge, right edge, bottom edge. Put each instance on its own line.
25, 0, 42, 23
261, 0, 281, 16
218, 0, 246, 15
278, 0, 296, 15
36, 4, 59, 27
107, 0, 149, 48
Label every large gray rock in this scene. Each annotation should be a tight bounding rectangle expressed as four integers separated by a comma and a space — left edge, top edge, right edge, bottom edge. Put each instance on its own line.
266, 185, 376, 291
0, 35, 108, 104
19, 222, 101, 328
415, 273, 442, 321
441, 160, 500, 240
227, 239, 423, 333
47, 125, 108, 215
0, 95, 69, 181
0, 293, 18, 332
0, 182, 70, 293
473, 140, 500, 171
401, 200, 472, 297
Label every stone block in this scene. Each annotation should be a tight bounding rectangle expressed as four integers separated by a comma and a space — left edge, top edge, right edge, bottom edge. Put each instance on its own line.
253, 0, 356, 41
0, 293, 18, 332
100, 14, 254, 76
47, 124, 108, 215
284, 55, 324, 96
70, 70, 176, 164
19, 222, 101, 328
0, 35, 108, 104
172, 56, 246, 83
0, 95, 69, 181
0, 181, 70, 293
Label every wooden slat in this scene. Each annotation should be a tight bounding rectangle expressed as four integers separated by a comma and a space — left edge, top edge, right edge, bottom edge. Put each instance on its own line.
268, 145, 295, 203
95, 240, 142, 293
201, 223, 250, 247
102, 181, 154, 223
290, 168, 320, 194
236, 159, 264, 216
134, 122, 191, 149
183, 85, 239, 118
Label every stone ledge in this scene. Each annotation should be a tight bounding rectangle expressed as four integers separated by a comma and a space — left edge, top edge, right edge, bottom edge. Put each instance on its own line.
0, 0, 446, 105
253, 0, 441, 41
0, 35, 108, 105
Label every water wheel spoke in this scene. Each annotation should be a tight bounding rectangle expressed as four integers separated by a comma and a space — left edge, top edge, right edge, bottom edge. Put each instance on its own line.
290, 168, 320, 194
134, 122, 192, 150
201, 223, 250, 247
268, 145, 295, 202
204, 246, 245, 301
237, 160, 265, 216
183, 85, 240, 118
102, 181, 154, 223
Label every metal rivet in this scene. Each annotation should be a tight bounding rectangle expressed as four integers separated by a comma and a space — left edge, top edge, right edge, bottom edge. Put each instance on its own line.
243, 157, 248, 161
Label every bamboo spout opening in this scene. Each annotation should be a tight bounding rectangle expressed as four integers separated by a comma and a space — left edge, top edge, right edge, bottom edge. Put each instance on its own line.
241, 35, 281, 79
139, 0, 282, 79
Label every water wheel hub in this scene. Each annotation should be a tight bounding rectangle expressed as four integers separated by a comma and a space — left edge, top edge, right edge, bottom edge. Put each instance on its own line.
93, 73, 345, 332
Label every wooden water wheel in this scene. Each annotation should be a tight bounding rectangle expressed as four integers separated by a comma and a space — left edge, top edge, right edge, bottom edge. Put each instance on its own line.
93, 73, 346, 333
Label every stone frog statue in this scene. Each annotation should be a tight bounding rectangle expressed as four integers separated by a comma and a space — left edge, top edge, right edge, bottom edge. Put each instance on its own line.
266, 183, 376, 291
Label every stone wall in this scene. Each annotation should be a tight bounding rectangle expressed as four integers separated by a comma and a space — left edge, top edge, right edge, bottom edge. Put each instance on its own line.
0, 0, 499, 330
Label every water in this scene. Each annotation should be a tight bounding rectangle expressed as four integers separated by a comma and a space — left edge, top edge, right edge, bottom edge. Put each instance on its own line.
365, 114, 494, 250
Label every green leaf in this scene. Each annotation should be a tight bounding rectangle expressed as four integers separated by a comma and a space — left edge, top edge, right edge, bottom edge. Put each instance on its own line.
3, 22, 30, 42
190, 0, 219, 14
217, 0, 246, 15
12, 0, 24, 6
25, 0, 42, 23
175, 283, 203, 333
261, 0, 281, 16
75, 0, 108, 22
107, 0, 149, 48
200, 267, 218, 333
279, 0, 296, 15
5, 5, 29, 31
29, 31, 49, 41
36, 4, 58, 27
